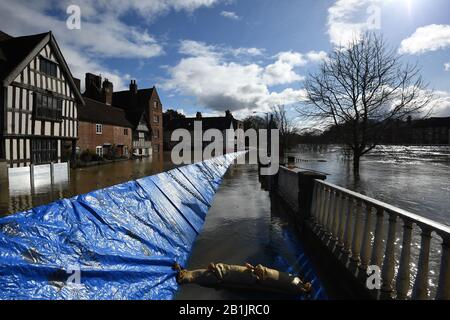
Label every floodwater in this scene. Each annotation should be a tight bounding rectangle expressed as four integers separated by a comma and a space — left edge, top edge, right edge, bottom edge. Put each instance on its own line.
176, 163, 323, 300
0, 153, 174, 217
286, 144, 450, 298
287, 145, 450, 226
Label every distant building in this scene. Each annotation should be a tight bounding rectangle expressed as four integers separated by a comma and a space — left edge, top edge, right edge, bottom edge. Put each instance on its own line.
78, 74, 133, 158
113, 81, 163, 154
0, 31, 84, 169
164, 110, 244, 151
411, 117, 450, 145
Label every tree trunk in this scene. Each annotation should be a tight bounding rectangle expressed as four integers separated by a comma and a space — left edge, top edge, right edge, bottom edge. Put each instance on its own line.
353, 152, 361, 174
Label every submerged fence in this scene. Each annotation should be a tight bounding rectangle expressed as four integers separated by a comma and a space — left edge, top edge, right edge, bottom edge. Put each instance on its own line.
0, 152, 246, 300
311, 179, 450, 300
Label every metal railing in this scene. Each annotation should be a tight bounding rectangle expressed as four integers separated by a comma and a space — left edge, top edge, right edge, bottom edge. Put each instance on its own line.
311, 179, 450, 300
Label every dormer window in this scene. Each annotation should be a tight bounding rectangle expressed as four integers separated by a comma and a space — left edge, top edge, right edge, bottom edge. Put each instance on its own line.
40, 57, 57, 77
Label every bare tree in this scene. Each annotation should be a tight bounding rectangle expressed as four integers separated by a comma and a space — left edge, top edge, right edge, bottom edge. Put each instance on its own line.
271, 105, 298, 156
299, 33, 433, 173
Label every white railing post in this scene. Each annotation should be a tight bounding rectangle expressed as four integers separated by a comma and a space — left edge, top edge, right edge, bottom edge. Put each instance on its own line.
351, 200, 364, 263
370, 207, 385, 268
381, 212, 397, 298
327, 189, 337, 238
332, 192, 341, 242
310, 182, 318, 225
337, 195, 348, 248
395, 219, 413, 300
359, 204, 374, 271
436, 236, 450, 300
342, 198, 354, 255
322, 187, 331, 235
412, 227, 432, 300
316, 185, 325, 232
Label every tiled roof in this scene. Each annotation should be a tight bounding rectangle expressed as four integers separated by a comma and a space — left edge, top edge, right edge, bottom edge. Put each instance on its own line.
78, 97, 133, 128
0, 31, 48, 82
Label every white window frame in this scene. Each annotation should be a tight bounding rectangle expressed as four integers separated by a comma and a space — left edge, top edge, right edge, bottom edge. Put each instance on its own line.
96, 146, 103, 157
153, 116, 158, 123
96, 124, 103, 135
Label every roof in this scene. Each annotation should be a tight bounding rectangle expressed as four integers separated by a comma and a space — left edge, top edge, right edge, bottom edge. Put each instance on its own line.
0, 32, 48, 82
412, 117, 450, 128
0, 31, 13, 42
0, 30, 85, 105
112, 88, 155, 128
165, 116, 241, 131
78, 97, 133, 128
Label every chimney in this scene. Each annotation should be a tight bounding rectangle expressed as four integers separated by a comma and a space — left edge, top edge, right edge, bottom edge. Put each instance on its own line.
129, 80, 138, 94
196, 112, 202, 120
102, 78, 113, 105
73, 78, 81, 92
84, 73, 102, 100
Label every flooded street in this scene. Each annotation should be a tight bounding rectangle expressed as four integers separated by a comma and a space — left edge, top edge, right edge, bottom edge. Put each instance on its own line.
0, 153, 174, 217
176, 163, 325, 300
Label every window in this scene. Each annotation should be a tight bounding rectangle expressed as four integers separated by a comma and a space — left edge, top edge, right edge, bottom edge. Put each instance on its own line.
96, 146, 103, 157
153, 101, 158, 109
124, 128, 128, 135
34, 93, 62, 121
31, 139, 57, 164
96, 124, 102, 134
153, 145, 159, 153
153, 115, 159, 123
39, 57, 57, 77
153, 130, 159, 138
124, 146, 129, 156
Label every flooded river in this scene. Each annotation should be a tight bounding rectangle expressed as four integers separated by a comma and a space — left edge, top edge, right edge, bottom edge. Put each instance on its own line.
287, 145, 450, 226
0, 153, 174, 217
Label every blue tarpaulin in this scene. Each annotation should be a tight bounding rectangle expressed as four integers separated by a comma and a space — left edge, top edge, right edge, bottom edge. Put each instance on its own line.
0, 152, 245, 300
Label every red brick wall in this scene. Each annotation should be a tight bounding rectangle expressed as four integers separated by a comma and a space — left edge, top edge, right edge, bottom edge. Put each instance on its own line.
78, 121, 132, 155
148, 94, 163, 153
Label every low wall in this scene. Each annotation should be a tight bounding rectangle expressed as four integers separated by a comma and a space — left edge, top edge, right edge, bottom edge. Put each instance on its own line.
268, 165, 374, 299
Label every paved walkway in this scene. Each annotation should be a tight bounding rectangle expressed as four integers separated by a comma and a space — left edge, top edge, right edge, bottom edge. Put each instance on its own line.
176, 163, 327, 300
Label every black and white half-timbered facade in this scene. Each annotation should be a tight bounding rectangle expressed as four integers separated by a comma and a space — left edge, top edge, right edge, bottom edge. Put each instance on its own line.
0, 31, 84, 169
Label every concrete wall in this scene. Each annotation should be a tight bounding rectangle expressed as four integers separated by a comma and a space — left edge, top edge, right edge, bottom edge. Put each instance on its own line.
277, 166, 300, 212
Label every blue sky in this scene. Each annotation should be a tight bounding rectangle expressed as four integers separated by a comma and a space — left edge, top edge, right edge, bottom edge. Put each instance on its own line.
0, 0, 449, 119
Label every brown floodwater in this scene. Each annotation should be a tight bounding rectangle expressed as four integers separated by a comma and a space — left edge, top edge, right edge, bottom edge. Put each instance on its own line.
0, 152, 174, 217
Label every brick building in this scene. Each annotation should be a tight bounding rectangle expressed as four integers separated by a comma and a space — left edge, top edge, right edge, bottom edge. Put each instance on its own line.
113, 81, 163, 154
77, 74, 133, 157
163, 110, 244, 151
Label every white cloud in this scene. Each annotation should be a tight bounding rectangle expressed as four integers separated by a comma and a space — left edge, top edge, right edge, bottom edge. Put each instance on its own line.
445, 63, 450, 72
399, 24, 450, 55
220, 11, 240, 20
327, 0, 380, 47
263, 52, 306, 86
429, 90, 450, 117
0, 0, 225, 90
164, 41, 314, 114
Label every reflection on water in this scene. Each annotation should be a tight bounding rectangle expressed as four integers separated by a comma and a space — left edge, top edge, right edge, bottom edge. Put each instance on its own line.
0, 152, 173, 217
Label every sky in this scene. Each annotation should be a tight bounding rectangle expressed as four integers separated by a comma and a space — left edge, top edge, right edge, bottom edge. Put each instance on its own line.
0, 0, 449, 120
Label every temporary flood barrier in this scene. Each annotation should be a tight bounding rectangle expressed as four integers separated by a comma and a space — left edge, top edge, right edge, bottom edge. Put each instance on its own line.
0, 152, 246, 300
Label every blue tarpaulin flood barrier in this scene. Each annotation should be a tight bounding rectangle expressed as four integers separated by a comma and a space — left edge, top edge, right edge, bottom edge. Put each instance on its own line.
0, 152, 246, 300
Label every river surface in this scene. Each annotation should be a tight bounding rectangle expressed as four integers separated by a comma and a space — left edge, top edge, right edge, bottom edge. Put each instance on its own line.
286, 145, 450, 226
0, 153, 173, 217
